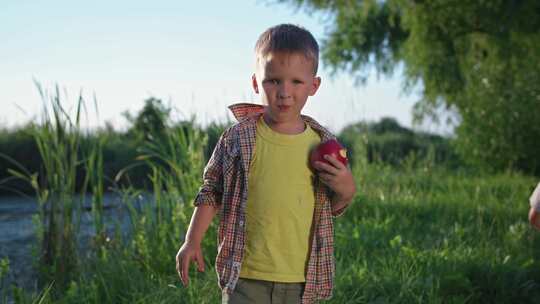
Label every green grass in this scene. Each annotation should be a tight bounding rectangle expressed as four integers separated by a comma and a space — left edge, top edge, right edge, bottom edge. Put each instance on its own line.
4, 88, 540, 303
331, 165, 540, 303
12, 163, 539, 304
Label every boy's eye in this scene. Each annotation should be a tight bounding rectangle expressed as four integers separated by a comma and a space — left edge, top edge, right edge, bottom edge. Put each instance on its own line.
265, 79, 279, 85
293, 79, 303, 84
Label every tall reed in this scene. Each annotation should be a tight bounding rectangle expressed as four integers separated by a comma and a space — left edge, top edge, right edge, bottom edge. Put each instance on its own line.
83, 133, 106, 250
0, 258, 9, 303
121, 120, 208, 274
31, 84, 88, 290
2, 83, 107, 293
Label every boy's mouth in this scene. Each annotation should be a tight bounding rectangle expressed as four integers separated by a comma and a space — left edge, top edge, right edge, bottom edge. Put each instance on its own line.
278, 105, 291, 111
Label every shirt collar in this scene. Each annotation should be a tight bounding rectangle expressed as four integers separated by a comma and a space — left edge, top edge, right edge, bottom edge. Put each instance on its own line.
228, 102, 334, 142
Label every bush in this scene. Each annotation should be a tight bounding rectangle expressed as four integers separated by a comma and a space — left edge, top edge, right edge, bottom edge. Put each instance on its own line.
338, 117, 460, 169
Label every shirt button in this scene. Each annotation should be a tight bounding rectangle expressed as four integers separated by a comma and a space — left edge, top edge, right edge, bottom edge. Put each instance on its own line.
239, 220, 244, 226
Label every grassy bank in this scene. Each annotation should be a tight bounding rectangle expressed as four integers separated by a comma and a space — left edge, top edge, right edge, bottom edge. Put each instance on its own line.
5, 163, 539, 303
2, 92, 539, 303
331, 165, 540, 303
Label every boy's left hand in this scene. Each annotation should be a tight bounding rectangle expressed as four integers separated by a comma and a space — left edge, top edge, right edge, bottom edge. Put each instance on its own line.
313, 154, 356, 203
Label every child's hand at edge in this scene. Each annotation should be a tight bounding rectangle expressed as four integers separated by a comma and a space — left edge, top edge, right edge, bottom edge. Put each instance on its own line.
176, 241, 205, 287
313, 154, 356, 204
529, 183, 540, 230
529, 208, 540, 230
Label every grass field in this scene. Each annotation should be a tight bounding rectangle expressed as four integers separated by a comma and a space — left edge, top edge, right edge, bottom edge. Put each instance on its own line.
2, 94, 539, 303
5, 162, 540, 304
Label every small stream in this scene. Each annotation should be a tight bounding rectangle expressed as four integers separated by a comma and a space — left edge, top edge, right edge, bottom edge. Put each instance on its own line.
0, 193, 135, 294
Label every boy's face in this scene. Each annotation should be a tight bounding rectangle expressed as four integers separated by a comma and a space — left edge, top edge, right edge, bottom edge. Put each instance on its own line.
252, 51, 321, 126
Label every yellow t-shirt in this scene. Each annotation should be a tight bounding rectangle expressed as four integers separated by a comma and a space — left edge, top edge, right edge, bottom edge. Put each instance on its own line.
239, 116, 321, 282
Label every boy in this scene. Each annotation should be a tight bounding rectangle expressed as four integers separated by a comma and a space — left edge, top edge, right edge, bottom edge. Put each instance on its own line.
176, 24, 356, 304
528, 182, 540, 229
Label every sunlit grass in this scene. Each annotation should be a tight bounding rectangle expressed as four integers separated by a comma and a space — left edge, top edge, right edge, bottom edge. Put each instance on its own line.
29, 164, 537, 304
331, 165, 540, 303
2, 87, 540, 303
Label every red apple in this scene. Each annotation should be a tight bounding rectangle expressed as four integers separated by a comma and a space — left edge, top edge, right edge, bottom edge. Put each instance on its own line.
310, 139, 348, 169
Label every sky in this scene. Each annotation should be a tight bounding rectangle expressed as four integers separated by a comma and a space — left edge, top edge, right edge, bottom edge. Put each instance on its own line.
0, 0, 437, 134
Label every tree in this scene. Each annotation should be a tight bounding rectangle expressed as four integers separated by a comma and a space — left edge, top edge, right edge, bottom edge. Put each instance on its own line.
338, 117, 458, 167
276, 0, 540, 174
124, 97, 171, 142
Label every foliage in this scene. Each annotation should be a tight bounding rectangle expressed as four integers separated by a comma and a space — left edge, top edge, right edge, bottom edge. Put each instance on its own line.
8, 162, 540, 303
2, 84, 91, 294
0, 99, 232, 196
83, 132, 107, 244
0, 125, 41, 195
275, 0, 540, 175
203, 121, 231, 162
0, 258, 9, 303
124, 97, 171, 143
0, 88, 211, 301
1, 115, 451, 199
339, 117, 460, 168
3, 93, 540, 302
329, 164, 540, 303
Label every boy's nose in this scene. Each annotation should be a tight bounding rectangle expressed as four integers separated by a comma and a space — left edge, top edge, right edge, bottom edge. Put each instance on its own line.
278, 92, 290, 99
278, 83, 291, 99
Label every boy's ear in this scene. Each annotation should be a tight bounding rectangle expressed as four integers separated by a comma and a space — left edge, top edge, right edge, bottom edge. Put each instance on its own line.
310, 76, 321, 96
252, 74, 259, 94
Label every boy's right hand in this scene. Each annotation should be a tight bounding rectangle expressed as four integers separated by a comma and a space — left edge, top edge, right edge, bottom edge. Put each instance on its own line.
176, 241, 205, 287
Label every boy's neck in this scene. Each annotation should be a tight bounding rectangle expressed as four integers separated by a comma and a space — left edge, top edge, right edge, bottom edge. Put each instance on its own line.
262, 113, 306, 135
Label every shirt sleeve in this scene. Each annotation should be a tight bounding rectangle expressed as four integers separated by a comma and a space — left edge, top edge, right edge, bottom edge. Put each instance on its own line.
530, 182, 540, 212
329, 187, 351, 217
331, 204, 349, 217
193, 129, 229, 207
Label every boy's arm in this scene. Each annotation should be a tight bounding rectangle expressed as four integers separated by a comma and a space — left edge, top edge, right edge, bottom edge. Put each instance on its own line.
312, 154, 357, 216
176, 204, 219, 286
193, 129, 229, 207
176, 129, 229, 286
331, 193, 354, 216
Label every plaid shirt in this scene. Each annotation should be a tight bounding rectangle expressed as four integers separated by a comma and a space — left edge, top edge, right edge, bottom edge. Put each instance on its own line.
194, 103, 348, 303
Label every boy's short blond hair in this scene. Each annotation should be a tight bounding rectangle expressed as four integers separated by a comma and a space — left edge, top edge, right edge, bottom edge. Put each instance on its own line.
255, 24, 319, 74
